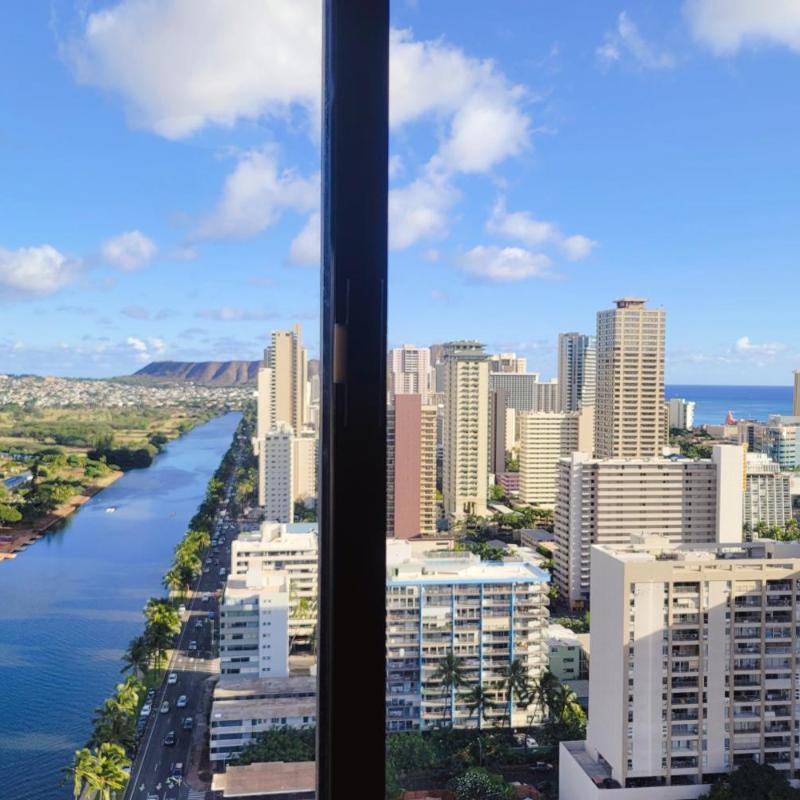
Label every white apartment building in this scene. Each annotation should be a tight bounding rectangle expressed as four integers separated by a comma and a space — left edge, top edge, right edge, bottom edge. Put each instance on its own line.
209, 676, 316, 763
231, 522, 318, 648
264, 423, 294, 523
270, 324, 307, 434
388, 344, 433, 403
561, 538, 800, 799
745, 453, 793, 530
219, 568, 290, 679
667, 398, 696, 431
554, 445, 745, 608
558, 333, 596, 412
386, 550, 550, 731
596, 298, 666, 459
443, 341, 490, 520
518, 409, 593, 508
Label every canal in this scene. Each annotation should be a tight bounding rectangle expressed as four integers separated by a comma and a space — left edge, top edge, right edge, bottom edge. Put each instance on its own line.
0, 411, 241, 800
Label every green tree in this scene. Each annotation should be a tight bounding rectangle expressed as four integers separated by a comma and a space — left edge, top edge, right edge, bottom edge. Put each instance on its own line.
501, 658, 530, 728
701, 760, 800, 799
432, 651, 468, 725
66, 743, 130, 799
449, 767, 511, 800
233, 727, 316, 766
120, 635, 150, 677
461, 684, 496, 731
0, 503, 22, 523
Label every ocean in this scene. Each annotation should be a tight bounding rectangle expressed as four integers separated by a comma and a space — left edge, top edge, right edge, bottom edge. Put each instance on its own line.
666, 385, 793, 427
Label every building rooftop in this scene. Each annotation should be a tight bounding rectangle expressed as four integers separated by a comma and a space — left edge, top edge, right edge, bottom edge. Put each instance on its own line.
388, 551, 550, 586
211, 695, 316, 723
613, 297, 647, 308
211, 761, 315, 798
214, 675, 316, 700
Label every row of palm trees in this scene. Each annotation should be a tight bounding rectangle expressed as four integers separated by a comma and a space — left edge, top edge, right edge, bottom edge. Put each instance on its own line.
65, 676, 145, 798
162, 528, 211, 596
432, 652, 585, 742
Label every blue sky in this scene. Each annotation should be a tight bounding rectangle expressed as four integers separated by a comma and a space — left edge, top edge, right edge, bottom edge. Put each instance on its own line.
1, 0, 799, 383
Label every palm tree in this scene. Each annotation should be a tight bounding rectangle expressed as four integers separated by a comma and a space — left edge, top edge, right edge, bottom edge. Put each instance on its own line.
461, 684, 495, 730
113, 676, 143, 715
120, 635, 149, 677
431, 650, 467, 725
530, 669, 561, 724
502, 658, 531, 729
67, 743, 130, 799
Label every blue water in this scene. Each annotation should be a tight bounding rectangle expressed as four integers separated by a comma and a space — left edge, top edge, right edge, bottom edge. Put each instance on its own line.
666, 385, 793, 427
0, 412, 240, 800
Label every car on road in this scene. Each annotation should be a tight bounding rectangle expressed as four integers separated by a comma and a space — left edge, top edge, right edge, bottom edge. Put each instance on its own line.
163, 730, 176, 746
170, 761, 184, 777
207, 611, 215, 620
203, 567, 210, 574
219, 567, 227, 577
167, 672, 178, 685
178, 604, 186, 616
177, 694, 188, 708
160, 700, 170, 714
195, 619, 203, 629
188, 640, 197, 651
201, 593, 209, 603
140, 703, 152, 717
182, 716, 193, 730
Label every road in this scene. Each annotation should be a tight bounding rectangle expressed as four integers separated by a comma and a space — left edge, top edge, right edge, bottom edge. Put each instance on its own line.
124, 442, 248, 800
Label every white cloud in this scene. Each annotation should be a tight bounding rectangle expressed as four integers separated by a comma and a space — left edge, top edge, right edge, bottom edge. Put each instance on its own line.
391, 29, 530, 174
0, 245, 78, 295
460, 246, 552, 282
597, 12, 675, 69
126, 335, 166, 362
685, 0, 800, 55
288, 212, 320, 266
389, 171, 458, 250
734, 336, 786, 358
101, 230, 157, 271
196, 150, 318, 240
486, 199, 597, 261
196, 307, 278, 322
65, 0, 321, 139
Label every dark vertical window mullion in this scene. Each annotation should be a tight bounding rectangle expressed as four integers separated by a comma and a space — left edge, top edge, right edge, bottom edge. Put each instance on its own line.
318, 1, 389, 798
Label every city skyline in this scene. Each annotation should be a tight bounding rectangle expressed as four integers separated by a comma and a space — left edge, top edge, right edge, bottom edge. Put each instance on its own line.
3, 2, 800, 381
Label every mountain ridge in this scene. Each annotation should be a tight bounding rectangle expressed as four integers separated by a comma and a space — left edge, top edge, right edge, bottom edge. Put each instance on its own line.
132, 360, 260, 386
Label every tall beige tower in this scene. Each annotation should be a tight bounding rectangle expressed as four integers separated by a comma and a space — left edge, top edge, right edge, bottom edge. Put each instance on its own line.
442, 341, 489, 520
270, 323, 307, 434
595, 298, 665, 458
794, 370, 800, 417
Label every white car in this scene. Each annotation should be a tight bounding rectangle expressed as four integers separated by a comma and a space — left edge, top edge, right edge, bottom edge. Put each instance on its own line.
188, 641, 197, 651
176, 694, 188, 708
140, 703, 152, 717
167, 672, 178, 685
160, 701, 170, 714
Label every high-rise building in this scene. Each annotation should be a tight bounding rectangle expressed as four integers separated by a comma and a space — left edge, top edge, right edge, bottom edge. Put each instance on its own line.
386, 394, 437, 538
558, 333, 596, 412
264, 423, 294, 524
270, 323, 307, 434
219, 567, 290, 679
488, 352, 528, 373
386, 546, 550, 731
745, 453, 792, 529
292, 430, 317, 504
254, 366, 273, 506
560, 537, 800, 799
488, 388, 509, 476
487, 372, 562, 413
388, 344, 432, 403
231, 522, 318, 649
667, 397, 696, 431
554, 445, 745, 608
763, 415, 800, 470
595, 298, 665, 458
518, 409, 593, 508
442, 341, 490, 520
794, 370, 800, 417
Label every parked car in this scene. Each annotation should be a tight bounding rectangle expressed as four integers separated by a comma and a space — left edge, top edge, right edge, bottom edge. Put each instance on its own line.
140, 703, 152, 717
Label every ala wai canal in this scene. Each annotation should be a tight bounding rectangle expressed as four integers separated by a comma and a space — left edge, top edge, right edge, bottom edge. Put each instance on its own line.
0, 412, 240, 800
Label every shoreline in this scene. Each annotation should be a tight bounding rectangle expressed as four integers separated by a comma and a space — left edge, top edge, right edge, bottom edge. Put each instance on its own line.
0, 470, 124, 560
